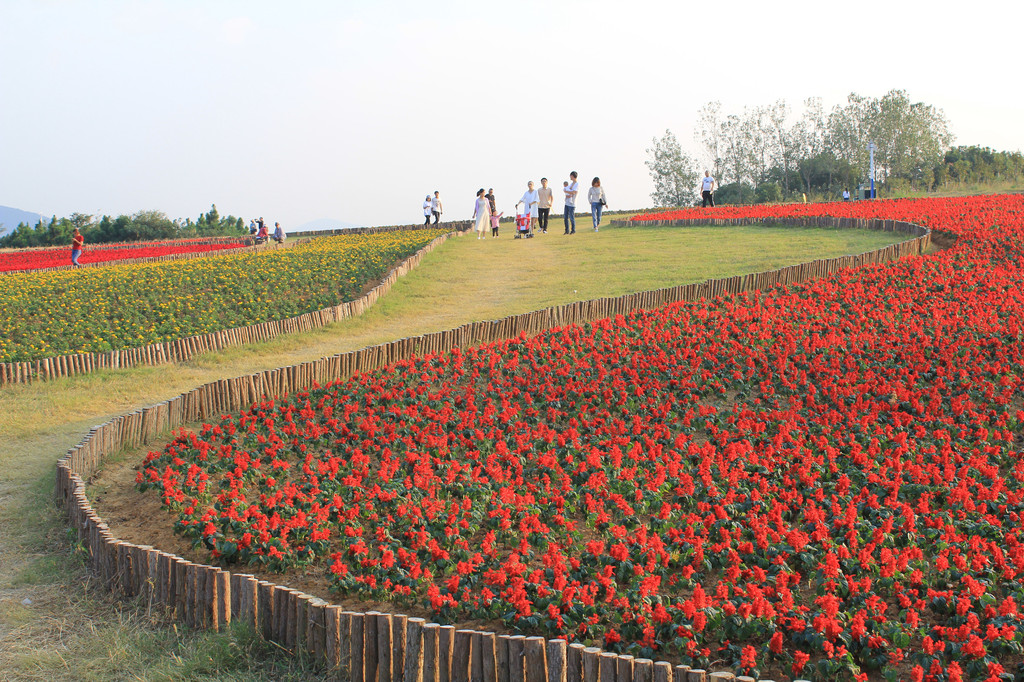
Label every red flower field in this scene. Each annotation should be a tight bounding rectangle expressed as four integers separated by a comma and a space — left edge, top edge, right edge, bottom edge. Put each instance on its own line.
138, 195, 1024, 681
0, 239, 246, 272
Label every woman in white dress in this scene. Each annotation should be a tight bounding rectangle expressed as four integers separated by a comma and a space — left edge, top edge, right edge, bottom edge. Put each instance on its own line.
472, 188, 491, 239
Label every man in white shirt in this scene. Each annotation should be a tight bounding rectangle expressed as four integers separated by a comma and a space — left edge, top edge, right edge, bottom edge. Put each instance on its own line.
431, 191, 443, 224
563, 171, 579, 234
842, 189, 851, 202
537, 178, 554, 234
700, 171, 717, 208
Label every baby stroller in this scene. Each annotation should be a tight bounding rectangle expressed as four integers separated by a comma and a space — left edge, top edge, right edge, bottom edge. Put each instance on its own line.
514, 205, 533, 239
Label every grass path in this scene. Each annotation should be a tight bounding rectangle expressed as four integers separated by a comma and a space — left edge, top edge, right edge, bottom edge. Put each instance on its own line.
0, 222, 905, 680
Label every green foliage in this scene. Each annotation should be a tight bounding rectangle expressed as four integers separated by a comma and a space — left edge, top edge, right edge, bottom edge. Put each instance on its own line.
715, 182, 755, 205
681, 89, 1021, 204
936, 146, 1024, 188
754, 182, 783, 204
645, 130, 699, 207
0, 204, 247, 248
797, 152, 859, 196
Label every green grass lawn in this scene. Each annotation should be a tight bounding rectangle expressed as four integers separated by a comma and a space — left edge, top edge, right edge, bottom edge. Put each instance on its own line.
0, 221, 909, 680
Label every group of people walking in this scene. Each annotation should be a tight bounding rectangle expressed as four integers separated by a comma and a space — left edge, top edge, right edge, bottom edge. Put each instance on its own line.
422, 192, 443, 225
430, 169, 723, 241
466, 172, 608, 240
248, 217, 286, 244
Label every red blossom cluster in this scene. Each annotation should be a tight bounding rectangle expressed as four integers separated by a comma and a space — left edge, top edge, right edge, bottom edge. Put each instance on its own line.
0, 240, 246, 272
139, 195, 1024, 680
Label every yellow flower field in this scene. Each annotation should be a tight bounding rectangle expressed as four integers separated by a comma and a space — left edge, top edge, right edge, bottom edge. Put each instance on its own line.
0, 230, 447, 363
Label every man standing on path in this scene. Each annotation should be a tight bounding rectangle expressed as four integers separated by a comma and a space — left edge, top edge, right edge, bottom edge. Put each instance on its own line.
537, 178, 553, 234
431, 191, 443, 224
71, 227, 84, 266
700, 171, 717, 208
563, 171, 578, 234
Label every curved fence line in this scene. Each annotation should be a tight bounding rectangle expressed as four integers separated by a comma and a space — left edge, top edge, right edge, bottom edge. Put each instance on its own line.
1, 221, 472, 386
54, 216, 930, 681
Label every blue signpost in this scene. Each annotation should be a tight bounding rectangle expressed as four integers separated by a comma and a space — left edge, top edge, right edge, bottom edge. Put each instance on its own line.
868, 141, 877, 199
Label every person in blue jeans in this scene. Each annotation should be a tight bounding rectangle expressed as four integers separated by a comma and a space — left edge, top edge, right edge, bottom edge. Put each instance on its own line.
587, 177, 606, 231
563, 171, 578, 234
71, 227, 84, 266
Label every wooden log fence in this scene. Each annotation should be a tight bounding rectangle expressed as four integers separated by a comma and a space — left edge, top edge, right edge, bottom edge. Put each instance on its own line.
53, 216, 929, 681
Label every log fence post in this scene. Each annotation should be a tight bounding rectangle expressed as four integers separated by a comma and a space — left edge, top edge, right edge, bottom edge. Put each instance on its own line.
438, 625, 456, 682
404, 617, 425, 682
566, 643, 584, 682
364, 611, 381, 682
478, 632, 497, 682
599, 652, 617, 682
631, 659, 651, 682
452, 629, 473, 682
546, 639, 566, 682
507, 636, 525, 682
617, 655, 634, 682
422, 623, 440, 682
652, 662, 671, 682
324, 605, 343, 671
523, 637, 546, 682
393, 614, 408, 681
581, 648, 601, 682
377, 612, 394, 682
495, 635, 511, 682
351, 612, 365, 682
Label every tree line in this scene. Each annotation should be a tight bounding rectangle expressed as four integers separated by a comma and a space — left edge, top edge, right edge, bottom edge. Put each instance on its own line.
0, 204, 246, 249
646, 89, 1024, 206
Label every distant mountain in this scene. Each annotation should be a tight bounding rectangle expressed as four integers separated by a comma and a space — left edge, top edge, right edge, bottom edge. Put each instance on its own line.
292, 218, 361, 233
0, 206, 45, 235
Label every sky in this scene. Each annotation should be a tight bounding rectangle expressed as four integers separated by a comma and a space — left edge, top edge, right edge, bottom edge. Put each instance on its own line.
2, 0, 1022, 229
